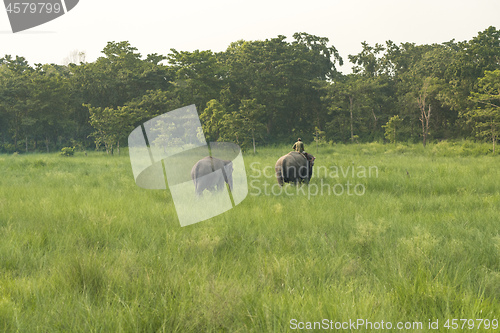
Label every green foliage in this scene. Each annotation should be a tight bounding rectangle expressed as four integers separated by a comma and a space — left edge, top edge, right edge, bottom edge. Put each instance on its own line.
86, 103, 147, 154
313, 126, 326, 143
60, 146, 75, 156
200, 99, 226, 142
382, 115, 403, 143
221, 99, 267, 152
1, 27, 500, 153
465, 69, 500, 152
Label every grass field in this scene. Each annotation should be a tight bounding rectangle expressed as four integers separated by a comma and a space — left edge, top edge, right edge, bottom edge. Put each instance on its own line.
0, 141, 499, 332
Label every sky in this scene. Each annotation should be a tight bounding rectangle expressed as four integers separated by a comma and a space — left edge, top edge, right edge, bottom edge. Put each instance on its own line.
0, 0, 499, 73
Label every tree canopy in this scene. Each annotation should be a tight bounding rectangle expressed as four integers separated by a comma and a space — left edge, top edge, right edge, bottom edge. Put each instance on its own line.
0, 27, 499, 153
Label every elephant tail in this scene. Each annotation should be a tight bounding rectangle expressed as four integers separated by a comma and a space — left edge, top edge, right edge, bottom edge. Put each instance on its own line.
191, 165, 196, 184
191, 163, 202, 191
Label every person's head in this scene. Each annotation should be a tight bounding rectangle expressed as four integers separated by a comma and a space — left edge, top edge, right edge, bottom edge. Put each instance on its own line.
298, 138, 302, 141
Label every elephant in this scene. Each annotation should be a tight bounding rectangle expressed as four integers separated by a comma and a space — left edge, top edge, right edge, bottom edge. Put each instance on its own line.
275, 152, 315, 186
191, 156, 233, 196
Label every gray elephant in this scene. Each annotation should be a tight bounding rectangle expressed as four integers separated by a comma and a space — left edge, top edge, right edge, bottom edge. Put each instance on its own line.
275, 152, 315, 186
191, 156, 233, 196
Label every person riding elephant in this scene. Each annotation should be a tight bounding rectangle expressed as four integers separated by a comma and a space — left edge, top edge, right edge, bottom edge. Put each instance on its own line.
275, 151, 315, 186
292, 138, 305, 153
191, 156, 233, 196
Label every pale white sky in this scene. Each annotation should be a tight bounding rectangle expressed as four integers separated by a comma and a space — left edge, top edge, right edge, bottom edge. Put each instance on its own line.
1, 0, 499, 73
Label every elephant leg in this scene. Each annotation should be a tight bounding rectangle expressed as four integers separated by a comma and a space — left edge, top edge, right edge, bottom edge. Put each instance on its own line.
277, 176, 284, 187
275, 166, 284, 187
195, 185, 203, 196
217, 178, 225, 192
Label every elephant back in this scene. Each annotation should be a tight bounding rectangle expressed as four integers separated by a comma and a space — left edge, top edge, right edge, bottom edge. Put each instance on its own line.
191, 156, 232, 181
277, 152, 306, 181
285, 152, 307, 166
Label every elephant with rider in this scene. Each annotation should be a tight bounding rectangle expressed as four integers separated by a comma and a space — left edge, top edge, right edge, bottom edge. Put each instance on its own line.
275, 152, 315, 186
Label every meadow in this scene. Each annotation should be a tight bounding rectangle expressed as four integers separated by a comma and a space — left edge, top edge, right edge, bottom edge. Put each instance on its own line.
0, 141, 499, 332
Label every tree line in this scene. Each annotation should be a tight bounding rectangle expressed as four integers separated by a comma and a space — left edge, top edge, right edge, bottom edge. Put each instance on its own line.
0, 27, 499, 154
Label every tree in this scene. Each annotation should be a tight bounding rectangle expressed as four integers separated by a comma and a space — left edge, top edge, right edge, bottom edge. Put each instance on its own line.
72, 41, 171, 109
417, 78, 433, 147
466, 69, 500, 153
237, 99, 266, 153
441, 27, 500, 136
86, 104, 145, 154
30, 64, 72, 152
313, 126, 326, 152
215, 99, 266, 153
124, 89, 181, 120
324, 74, 387, 143
349, 41, 386, 77
382, 115, 403, 144
221, 33, 342, 139
200, 99, 227, 142
0, 56, 33, 152
1, 31, 500, 154
326, 75, 361, 143
167, 49, 223, 111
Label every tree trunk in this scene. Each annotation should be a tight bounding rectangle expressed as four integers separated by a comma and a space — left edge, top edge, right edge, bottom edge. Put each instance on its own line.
422, 121, 426, 147
418, 80, 431, 148
45, 137, 50, 153
349, 96, 354, 143
252, 131, 256, 154
266, 119, 273, 135
117, 140, 120, 155
14, 116, 19, 152
419, 103, 431, 148
316, 128, 318, 153
492, 122, 496, 154
25, 136, 28, 153
425, 105, 431, 147
371, 108, 378, 132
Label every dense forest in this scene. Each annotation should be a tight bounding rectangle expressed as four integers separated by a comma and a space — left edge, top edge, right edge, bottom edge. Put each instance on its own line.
0, 27, 499, 154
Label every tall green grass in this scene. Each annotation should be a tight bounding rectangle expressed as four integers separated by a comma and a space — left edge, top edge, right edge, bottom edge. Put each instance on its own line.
0, 141, 499, 332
